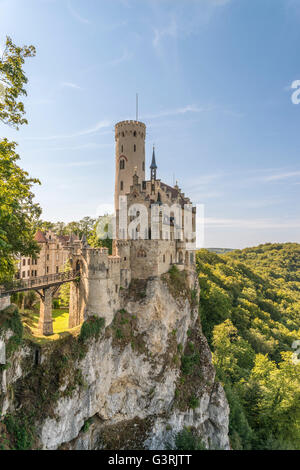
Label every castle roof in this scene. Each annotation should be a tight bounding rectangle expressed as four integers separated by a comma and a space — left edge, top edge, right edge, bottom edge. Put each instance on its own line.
34, 230, 47, 243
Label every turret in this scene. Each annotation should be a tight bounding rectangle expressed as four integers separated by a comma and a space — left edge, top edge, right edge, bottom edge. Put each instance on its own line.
114, 120, 146, 210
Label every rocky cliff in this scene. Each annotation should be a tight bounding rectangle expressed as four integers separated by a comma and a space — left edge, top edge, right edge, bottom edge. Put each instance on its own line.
0, 270, 230, 450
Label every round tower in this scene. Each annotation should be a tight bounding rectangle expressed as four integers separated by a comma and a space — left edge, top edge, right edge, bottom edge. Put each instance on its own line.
114, 120, 146, 210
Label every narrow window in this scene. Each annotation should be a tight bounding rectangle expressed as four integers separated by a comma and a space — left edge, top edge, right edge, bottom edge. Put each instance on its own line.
134, 144, 136, 152
56, 266, 59, 273
121, 144, 124, 152
22, 271, 25, 278
23, 259, 26, 266
133, 131, 137, 137
46, 267, 49, 274
120, 181, 124, 191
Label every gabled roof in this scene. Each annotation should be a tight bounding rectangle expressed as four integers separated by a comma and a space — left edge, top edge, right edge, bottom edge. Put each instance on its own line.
34, 230, 47, 243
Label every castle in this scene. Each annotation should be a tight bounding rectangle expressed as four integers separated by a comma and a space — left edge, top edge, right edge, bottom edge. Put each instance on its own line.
67, 120, 197, 331
1, 119, 197, 335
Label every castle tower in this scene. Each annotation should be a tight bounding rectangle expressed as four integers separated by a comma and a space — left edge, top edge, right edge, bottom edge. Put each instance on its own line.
114, 120, 146, 210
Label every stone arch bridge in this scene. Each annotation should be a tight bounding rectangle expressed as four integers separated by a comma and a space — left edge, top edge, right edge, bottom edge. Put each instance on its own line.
0, 269, 80, 336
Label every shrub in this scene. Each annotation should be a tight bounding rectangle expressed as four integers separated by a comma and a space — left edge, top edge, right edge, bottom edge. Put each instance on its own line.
79, 316, 105, 343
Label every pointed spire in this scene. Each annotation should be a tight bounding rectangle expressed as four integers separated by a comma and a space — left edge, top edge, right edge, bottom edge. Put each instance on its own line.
150, 145, 157, 169
150, 145, 157, 181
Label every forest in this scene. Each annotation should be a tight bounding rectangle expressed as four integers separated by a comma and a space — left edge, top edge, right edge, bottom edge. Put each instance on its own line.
197, 243, 300, 449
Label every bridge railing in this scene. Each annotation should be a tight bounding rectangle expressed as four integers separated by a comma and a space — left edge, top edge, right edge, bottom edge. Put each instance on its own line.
0, 270, 80, 296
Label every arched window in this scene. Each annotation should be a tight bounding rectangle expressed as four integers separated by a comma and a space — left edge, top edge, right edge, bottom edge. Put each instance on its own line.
163, 254, 166, 263
137, 249, 146, 258
121, 145, 123, 152
133, 131, 137, 137
134, 144, 136, 152
120, 181, 124, 191
120, 159, 125, 170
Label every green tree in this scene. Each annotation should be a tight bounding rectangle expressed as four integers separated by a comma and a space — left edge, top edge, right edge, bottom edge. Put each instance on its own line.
0, 36, 36, 128
0, 37, 40, 283
0, 140, 41, 282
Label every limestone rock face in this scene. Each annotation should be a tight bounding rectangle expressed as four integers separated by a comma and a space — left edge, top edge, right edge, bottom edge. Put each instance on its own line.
1, 274, 230, 450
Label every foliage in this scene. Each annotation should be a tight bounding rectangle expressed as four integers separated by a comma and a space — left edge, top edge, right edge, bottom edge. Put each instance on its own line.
0, 36, 36, 128
0, 37, 40, 284
0, 140, 41, 282
79, 316, 105, 343
88, 215, 113, 254
35, 216, 96, 239
58, 260, 72, 307
174, 427, 206, 450
0, 304, 23, 358
196, 244, 300, 450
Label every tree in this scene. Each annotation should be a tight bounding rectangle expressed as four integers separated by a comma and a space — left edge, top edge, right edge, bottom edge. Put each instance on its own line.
0, 37, 40, 283
0, 140, 41, 282
0, 36, 36, 129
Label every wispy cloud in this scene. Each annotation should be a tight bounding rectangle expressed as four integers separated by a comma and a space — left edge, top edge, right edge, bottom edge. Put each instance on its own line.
204, 217, 300, 230
54, 160, 101, 168
61, 81, 81, 90
153, 17, 178, 51
68, 0, 90, 24
106, 49, 133, 67
142, 104, 214, 120
26, 120, 111, 141
258, 170, 300, 182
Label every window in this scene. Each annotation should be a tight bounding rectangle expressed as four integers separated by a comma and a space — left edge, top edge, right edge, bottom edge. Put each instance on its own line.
115, 285, 118, 293
121, 144, 123, 152
35, 270, 37, 277
122, 132, 125, 137
56, 266, 59, 273
23, 259, 26, 266
120, 181, 124, 191
31, 270, 34, 277
22, 271, 25, 278
27, 270, 30, 277
47, 254, 49, 261
46, 267, 49, 274
120, 159, 125, 170
142, 181, 146, 190
163, 255, 166, 263
28, 259, 30, 265
134, 144, 136, 152
133, 131, 137, 137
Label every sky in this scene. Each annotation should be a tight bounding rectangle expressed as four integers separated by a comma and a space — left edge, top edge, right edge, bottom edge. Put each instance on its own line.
1, 0, 300, 248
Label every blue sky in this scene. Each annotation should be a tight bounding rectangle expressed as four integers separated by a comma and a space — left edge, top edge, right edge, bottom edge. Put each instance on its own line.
1, 0, 300, 248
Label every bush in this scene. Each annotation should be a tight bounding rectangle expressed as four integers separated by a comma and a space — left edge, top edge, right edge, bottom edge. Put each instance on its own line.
79, 316, 105, 343
174, 428, 206, 450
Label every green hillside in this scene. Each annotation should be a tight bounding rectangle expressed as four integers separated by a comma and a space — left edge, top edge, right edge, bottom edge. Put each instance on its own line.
196, 243, 300, 450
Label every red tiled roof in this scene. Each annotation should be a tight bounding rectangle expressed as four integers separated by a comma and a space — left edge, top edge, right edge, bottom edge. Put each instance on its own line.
34, 230, 47, 243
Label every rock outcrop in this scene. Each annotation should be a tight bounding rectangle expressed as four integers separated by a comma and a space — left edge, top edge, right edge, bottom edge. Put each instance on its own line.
0, 272, 230, 450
